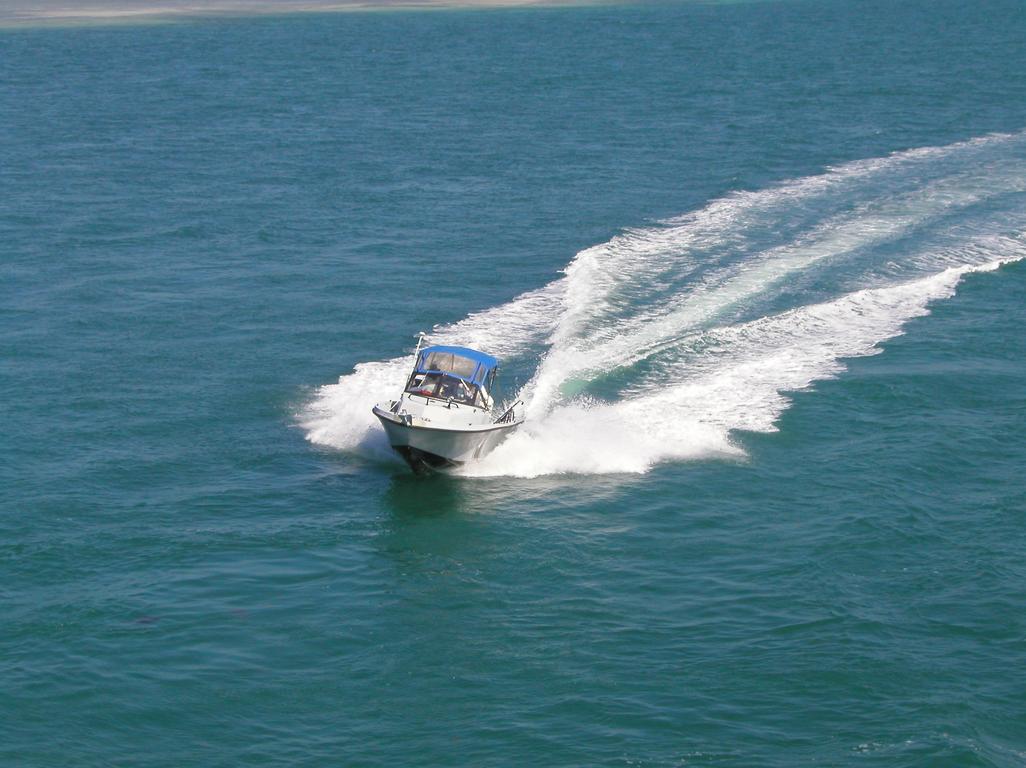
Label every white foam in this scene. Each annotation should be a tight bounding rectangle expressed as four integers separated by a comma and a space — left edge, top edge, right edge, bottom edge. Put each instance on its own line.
464, 254, 1023, 477
300, 358, 410, 460
524, 149, 1026, 417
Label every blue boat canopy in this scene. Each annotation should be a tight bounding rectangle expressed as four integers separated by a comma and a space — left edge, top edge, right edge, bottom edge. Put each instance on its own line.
414, 345, 498, 386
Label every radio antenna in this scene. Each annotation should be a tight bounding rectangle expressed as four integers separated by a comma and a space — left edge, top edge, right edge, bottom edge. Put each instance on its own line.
413, 331, 428, 359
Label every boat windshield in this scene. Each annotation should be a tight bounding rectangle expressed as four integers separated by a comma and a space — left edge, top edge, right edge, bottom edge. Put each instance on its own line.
405, 345, 498, 407
420, 350, 480, 380
405, 372, 490, 408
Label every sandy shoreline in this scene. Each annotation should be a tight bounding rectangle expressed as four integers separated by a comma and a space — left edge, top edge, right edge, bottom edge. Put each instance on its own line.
0, 0, 602, 27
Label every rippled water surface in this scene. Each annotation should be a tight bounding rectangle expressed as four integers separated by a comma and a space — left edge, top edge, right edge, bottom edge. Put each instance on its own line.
3, 1, 1026, 765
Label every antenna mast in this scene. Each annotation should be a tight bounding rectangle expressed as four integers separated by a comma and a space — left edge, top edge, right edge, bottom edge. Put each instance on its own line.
413, 331, 428, 359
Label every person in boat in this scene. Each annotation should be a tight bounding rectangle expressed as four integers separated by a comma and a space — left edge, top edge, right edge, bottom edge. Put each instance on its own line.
439, 377, 474, 402
412, 373, 441, 397
409, 373, 477, 406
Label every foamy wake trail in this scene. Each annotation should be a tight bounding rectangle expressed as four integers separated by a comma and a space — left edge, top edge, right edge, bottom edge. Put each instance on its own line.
466, 253, 1022, 477
301, 130, 1026, 475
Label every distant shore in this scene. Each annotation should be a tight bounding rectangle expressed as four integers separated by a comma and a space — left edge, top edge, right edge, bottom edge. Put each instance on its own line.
0, 0, 604, 27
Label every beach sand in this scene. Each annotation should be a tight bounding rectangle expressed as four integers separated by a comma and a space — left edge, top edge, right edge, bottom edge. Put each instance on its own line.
0, 0, 595, 26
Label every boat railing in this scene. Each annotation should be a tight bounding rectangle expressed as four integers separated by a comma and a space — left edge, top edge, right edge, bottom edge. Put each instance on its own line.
494, 400, 522, 424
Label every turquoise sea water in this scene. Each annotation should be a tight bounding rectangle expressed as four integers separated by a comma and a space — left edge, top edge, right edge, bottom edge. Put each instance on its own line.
3, 1, 1026, 764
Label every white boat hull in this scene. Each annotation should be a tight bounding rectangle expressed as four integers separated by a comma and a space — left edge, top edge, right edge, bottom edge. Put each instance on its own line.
373, 406, 520, 471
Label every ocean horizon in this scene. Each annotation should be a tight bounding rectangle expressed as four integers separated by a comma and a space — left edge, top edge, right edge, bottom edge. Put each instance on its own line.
0, 0, 613, 29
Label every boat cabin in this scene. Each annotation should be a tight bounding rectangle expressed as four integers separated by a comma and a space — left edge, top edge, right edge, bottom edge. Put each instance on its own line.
405, 345, 498, 409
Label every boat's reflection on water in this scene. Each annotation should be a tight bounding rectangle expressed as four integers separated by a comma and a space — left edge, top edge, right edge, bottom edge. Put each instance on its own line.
382, 470, 528, 519
377, 469, 640, 577
384, 472, 470, 518
383, 467, 635, 521
378, 473, 508, 574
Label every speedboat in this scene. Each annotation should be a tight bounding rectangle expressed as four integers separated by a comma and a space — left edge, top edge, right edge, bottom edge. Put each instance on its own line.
372, 338, 523, 473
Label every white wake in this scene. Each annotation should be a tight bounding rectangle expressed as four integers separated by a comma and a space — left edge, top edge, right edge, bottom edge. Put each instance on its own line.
301, 131, 1026, 476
